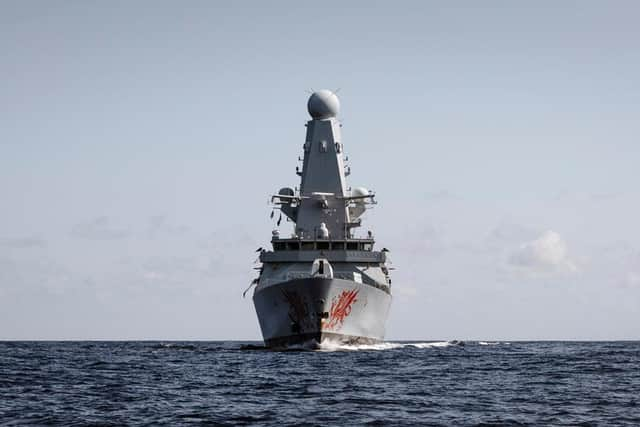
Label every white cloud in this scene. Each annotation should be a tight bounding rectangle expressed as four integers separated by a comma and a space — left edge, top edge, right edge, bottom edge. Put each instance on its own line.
485, 222, 538, 250
142, 271, 165, 281
412, 224, 446, 256
143, 216, 190, 239
508, 230, 577, 275
621, 272, 640, 288
1, 235, 46, 248
617, 251, 640, 288
71, 217, 130, 240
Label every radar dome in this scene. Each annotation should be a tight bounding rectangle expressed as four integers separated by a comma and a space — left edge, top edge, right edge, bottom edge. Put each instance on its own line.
351, 187, 370, 199
349, 187, 370, 220
278, 187, 295, 197
307, 90, 340, 119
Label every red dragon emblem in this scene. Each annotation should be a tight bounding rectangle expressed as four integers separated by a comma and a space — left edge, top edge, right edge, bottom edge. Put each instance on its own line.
324, 289, 359, 331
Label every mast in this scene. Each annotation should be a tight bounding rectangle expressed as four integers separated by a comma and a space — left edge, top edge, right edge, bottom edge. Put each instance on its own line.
273, 90, 374, 241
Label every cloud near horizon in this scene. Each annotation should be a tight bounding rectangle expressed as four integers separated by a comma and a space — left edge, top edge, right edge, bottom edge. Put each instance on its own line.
70, 217, 130, 240
508, 230, 578, 275
1, 236, 47, 248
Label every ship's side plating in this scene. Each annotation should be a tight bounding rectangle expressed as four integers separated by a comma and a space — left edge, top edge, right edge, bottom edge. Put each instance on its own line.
251, 90, 392, 348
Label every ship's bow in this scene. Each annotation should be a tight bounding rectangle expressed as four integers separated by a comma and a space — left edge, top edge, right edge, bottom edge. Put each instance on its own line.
253, 278, 391, 348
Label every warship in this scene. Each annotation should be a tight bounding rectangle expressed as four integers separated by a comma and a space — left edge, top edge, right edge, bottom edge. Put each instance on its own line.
250, 90, 392, 349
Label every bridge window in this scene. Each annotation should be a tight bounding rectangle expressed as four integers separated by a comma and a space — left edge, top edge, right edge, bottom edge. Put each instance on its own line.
301, 242, 315, 250
273, 242, 286, 251
287, 242, 300, 250
363, 243, 373, 251
346, 242, 358, 250
332, 242, 345, 250
316, 241, 329, 250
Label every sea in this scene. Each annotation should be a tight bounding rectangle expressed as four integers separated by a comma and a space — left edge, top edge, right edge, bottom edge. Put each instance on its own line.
1, 341, 639, 426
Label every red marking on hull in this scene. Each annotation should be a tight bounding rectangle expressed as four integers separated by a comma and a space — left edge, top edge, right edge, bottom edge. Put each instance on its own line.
325, 289, 359, 331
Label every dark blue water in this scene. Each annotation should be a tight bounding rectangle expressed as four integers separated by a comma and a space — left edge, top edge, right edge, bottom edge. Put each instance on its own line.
1, 341, 639, 426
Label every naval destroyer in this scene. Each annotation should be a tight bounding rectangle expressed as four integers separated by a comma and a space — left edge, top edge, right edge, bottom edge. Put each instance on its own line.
250, 90, 392, 348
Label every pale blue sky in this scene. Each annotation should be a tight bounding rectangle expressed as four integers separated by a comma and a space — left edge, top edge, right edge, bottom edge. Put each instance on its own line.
1, 1, 639, 339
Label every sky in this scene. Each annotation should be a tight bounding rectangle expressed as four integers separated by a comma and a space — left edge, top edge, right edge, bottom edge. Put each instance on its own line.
1, 1, 639, 340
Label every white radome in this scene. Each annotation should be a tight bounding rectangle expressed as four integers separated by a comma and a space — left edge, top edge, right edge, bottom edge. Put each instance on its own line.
307, 90, 340, 119
351, 187, 369, 198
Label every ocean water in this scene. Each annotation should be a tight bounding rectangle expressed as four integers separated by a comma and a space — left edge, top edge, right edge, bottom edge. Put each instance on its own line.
1, 341, 639, 426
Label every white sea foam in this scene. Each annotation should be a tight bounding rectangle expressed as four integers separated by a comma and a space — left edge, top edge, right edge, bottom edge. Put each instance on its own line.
316, 341, 460, 352
409, 341, 456, 349
318, 342, 404, 351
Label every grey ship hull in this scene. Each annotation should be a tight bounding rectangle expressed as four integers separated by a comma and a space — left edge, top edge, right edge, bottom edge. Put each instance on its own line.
253, 277, 391, 348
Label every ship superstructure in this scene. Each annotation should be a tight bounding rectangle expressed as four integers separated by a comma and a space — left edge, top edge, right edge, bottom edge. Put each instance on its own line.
251, 90, 392, 348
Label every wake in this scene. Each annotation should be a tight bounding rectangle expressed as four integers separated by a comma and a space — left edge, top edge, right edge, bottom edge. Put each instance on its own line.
317, 340, 466, 352
241, 340, 509, 352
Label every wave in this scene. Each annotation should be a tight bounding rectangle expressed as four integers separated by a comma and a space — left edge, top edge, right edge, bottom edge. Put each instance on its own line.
240, 340, 469, 352
317, 340, 464, 352
153, 343, 198, 351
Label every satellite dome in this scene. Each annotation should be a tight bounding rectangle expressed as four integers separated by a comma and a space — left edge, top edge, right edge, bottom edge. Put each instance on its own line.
278, 187, 295, 197
351, 187, 370, 199
307, 90, 340, 119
